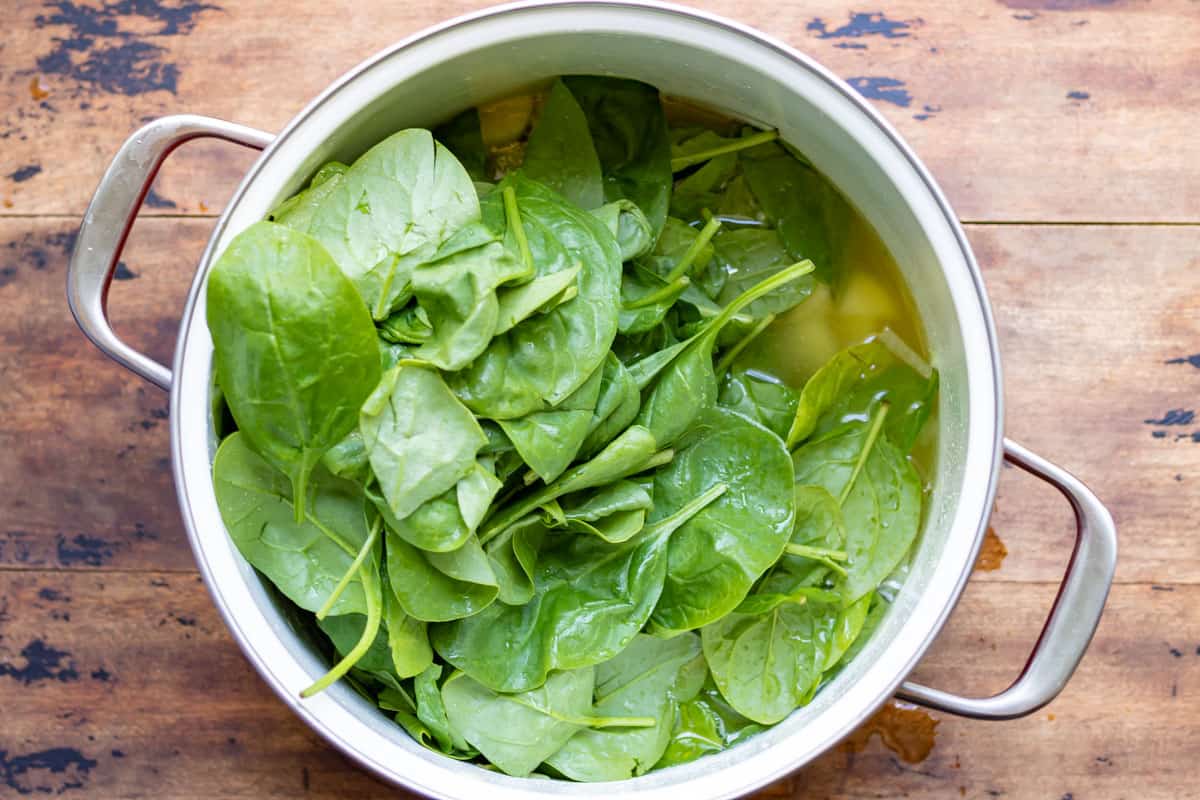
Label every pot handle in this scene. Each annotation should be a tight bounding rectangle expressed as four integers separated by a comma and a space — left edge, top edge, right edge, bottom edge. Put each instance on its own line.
67, 114, 273, 391
896, 438, 1117, 720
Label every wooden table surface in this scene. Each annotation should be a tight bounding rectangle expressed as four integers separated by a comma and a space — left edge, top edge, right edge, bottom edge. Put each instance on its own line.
2, 1, 1197, 797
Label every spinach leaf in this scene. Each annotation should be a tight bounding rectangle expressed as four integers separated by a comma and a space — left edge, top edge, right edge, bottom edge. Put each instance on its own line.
650, 408, 796, 635
432, 484, 725, 693
824, 591, 873, 671
320, 430, 371, 484
655, 680, 765, 769
360, 363, 486, 521
785, 338, 938, 450
207, 222, 381, 521
713, 228, 814, 318
478, 424, 660, 543
384, 588, 434, 679
578, 353, 641, 459
378, 305, 432, 345
385, 530, 498, 622
497, 357, 605, 482
791, 408, 923, 602
449, 174, 622, 419
592, 199, 655, 261
717, 369, 798, 440
484, 515, 546, 605
493, 263, 581, 335
317, 613, 392, 675
411, 237, 527, 370
563, 76, 673, 238
700, 597, 836, 724
414, 665, 476, 758
371, 458, 502, 552
545, 634, 703, 780
212, 432, 369, 615
267, 162, 348, 229
635, 260, 813, 447
523, 79, 605, 210
433, 109, 488, 182
301, 129, 480, 319
441, 667, 653, 778
740, 140, 850, 286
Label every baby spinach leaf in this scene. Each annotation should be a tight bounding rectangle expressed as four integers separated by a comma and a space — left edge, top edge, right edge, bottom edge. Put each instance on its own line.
378, 305, 432, 345
433, 484, 724, 693
578, 353, 641, 458
383, 588, 434, 679
740, 140, 850, 286
442, 667, 651, 778
655, 680, 765, 769
592, 199, 655, 261
557, 479, 653, 522
545, 634, 702, 780
497, 358, 605, 483
700, 597, 836, 724
301, 129, 480, 319
207, 221, 381, 522
714, 228, 814, 319
267, 162, 348, 230
212, 432, 369, 616
320, 430, 371, 484
493, 263, 580, 335
414, 665, 476, 757
411, 237, 527, 370
371, 458, 502, 552
650, 408, 796, 635
717, 369, 799, 440
484, 515, 546, 605
824, 591, 873, 671
433, 108, 488, 182
317, 612, 392, 676
385, 529, 498, 622
523, 79, 605, 210
785, 338, 939, 450
478, 425, 659, 543
636, 260, 813, 447
449, 174, 622, 419
791, 409, 923, 602
360, 363, 486, 521
563, 76, 673, 238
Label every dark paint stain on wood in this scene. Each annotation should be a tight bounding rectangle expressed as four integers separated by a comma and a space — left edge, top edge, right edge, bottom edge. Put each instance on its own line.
0, 531, 43, 566
0, 747, 98, 795
1067, 90, 1091, 100
1152, 585, 1176, 591
7, 165, 43, 183
913, 103, 942, 121
56, 533, 116, 567
91, 667, 113, 682
807, 12, 915, 40
144, 187, 177, 208
34, 1, 221, 97
842, 702, 939, 763
36, 587, 65, 602
835, 42, 869, 50
1013, 11, 1039, 19
847, 77, 913, 107
0, 639, 79, 684
1165, 354, 1200, 368
1169, 646, 1183, 657
113, 261, 137, 280
1144, 409, 1194, 426
110, 749, 125, 759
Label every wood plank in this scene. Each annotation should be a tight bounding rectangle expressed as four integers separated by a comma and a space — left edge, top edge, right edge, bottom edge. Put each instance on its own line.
2, 218, 1194, 581
2, 0, 1197, 223
0, 572, 1192, 798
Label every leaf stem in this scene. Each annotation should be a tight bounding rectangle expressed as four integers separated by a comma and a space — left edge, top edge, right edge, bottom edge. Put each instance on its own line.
838, 402, 890, 506
665, 216, 722, 283
316, 517, 381, 620
671, 129, 780, 172
642, 482, 727, 538
633, 448, 675, 474
708, 260, 814, 340
715, 313, 776, 376
503, 185, 535, 275
784, 543, 848, 561
623, 276, 691, 310
301, 556, 382, 698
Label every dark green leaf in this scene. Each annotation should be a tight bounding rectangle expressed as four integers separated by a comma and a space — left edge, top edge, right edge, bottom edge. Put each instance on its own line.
523, 79, 605, 210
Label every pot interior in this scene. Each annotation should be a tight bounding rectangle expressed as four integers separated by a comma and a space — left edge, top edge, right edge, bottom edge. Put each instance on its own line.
173, 5, 1001, 799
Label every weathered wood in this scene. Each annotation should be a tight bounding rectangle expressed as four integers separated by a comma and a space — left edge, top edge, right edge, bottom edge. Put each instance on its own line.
3, 218, 1195, 581
0, 573, 1193, 798
2, 0, 1197, 222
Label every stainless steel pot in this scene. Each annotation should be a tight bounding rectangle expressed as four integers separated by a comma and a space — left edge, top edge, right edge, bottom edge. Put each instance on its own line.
66, 2, 1117, 797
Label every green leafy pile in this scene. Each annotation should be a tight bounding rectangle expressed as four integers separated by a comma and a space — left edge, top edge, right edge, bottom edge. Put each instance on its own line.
206, 76, 938, 780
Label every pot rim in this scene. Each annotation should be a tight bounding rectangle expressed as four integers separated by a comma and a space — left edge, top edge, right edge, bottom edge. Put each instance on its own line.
169, 2, 1004, 797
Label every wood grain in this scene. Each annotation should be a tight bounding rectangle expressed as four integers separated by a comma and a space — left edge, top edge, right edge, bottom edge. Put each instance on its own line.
1, 573, 1194, 798
3, 218, 1195, 582
2, 0, 1198, 223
